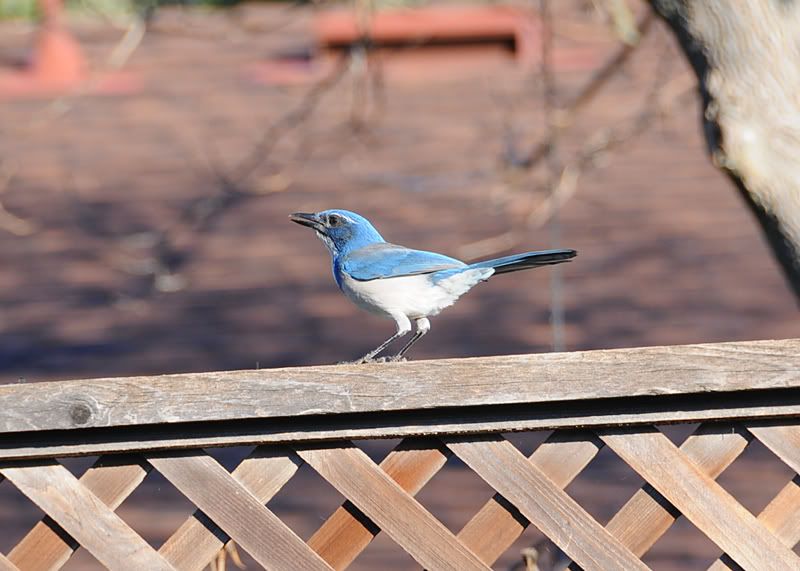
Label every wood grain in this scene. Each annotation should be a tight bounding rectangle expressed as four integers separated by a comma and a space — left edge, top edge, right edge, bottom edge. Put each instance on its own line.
146, 451, 331, 571
307, 439, 449, 569
2, 338, 798, 433
0, 461, 174, 571
568, 423, 751, 565
8, 455, 150, 571
708, 477, 800, 571
457, 430, 602, 565
297, 442, 490, 571
158, 445, 302, 570
600, 427, 800, 571
446, 436, 649, 571
4, 385, 800, 461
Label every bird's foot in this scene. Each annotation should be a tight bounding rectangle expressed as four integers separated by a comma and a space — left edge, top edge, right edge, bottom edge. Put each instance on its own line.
337, 355, 408, 365
369, 355, 407, 363
337, 358, 369, 365
338, 356, 380, 365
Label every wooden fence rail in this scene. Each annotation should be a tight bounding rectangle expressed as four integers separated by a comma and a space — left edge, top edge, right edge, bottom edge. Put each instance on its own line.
1, 338, 800, 570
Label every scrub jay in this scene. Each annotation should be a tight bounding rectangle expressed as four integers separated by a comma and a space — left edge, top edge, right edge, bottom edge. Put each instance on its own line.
290, 209, 576, 363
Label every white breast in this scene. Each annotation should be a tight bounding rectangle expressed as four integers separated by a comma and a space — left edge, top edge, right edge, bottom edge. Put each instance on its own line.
341, 268, 493, 320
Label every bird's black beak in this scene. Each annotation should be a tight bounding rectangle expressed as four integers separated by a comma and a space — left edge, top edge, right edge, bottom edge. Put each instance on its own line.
289, 212, 324, 232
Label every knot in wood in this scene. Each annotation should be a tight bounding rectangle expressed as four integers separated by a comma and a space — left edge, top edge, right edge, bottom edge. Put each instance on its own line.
70, 402, 93, 426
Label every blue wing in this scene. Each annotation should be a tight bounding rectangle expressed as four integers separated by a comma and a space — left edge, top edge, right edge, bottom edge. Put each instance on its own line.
341, 243, 465, 281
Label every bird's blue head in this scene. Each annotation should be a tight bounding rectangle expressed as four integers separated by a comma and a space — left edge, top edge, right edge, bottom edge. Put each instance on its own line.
289, 209, 385, 256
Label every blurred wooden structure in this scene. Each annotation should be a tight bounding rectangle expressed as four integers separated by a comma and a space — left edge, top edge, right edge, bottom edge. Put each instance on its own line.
315, 5, 539, 65
1, 338, 799, 569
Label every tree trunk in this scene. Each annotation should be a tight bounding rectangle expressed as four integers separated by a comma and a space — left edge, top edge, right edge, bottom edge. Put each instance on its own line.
650, 0, 800, 302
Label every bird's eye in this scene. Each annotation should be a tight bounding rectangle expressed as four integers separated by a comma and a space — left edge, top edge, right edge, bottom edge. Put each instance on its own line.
327, 215, 342, 227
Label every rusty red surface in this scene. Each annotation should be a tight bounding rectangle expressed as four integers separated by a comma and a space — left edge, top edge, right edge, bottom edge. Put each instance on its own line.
316, 5, 531, 44
252, 4, 601, 86
316, 5, 538, 63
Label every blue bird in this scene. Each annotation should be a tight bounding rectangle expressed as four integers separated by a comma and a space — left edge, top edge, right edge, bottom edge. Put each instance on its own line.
290, 209, 576, 363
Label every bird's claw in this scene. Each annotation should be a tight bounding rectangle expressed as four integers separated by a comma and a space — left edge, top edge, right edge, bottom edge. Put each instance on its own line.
337, 355, 408, 365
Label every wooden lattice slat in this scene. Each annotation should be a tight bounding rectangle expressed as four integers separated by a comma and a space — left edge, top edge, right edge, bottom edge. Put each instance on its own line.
600, 428, 800, 571
297, 443, 491, 571
570, 423, 752, 566
708, 476, 800, 571
446, 435, 649, 571
1, 461, 173, 571
307, 439, 450, 569
158, 445, 302, 570
457, 429, 602, 565
8, 455, 150, 571
146, 451, 331, 571
2, 424, 800, 570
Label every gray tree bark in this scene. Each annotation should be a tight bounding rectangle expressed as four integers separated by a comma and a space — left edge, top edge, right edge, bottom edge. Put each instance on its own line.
650, 0, 800, 302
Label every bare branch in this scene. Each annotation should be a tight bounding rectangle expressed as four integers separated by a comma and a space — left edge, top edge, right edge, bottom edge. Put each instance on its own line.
509, 8, 655, 170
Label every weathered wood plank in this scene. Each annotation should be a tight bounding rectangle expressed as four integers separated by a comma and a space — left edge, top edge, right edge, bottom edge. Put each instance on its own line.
8, 455, 150, 571
566, 424, 751, 567
0, 461, 174, 571
4, 388, 800, 461
446, 436, 649, 571
708, 477, 800, 571
297, 443, 490, 571
146, 451, 330, 571
2, 338, 798, 433
307, 439, 450, 570
158, 445, 302, 570
600, 427, 800, 571
458, 430, 602, 565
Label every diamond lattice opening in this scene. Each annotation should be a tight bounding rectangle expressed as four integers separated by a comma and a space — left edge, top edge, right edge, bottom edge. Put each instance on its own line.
205, 445, 257, 472
267, 455, 348, 542
115, 458, 199, 550
716, 434, 797, 517
641, 505, 723, 570
564, 440, 646, 525
503, 430, 553, 457
414, 444, 498, 534
493, 515, 561, 570
61, 545, 105, 570
0, 474, 46, 559
353, 438, 402, 463
345, 525, 421, 570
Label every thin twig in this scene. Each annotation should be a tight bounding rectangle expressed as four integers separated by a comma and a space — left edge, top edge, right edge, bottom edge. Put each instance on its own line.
510, 8, 655, 170
527, 69, 695, 229
225, 55, 351, 186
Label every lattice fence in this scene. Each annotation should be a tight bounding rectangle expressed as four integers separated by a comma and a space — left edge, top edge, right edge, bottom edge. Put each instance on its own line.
1, 338, 799, 570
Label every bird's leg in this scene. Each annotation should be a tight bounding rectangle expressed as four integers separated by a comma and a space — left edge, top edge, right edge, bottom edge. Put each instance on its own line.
355, 314, 411, 364
389, 317, 430, 361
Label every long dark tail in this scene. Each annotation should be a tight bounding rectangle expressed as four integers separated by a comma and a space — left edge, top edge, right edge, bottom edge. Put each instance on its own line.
468, 249, 577, 275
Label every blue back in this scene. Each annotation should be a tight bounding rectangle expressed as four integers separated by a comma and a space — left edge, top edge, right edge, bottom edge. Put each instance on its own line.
311, 210, 466, 286
296, 209, 573, 290
341, 243, 465, 282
